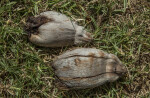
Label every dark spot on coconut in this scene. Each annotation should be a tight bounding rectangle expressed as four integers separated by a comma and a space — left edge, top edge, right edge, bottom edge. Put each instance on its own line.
61, 66, 70, 71
88, 52, 95, 57
59, 28, 65, 31
74, 58, 81, 66
99, 51, 105, 57
89, 57, 94, 64
24, 15, 53, 36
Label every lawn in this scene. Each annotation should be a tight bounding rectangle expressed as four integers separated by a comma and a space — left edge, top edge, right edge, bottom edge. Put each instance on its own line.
0, 0, 150, 97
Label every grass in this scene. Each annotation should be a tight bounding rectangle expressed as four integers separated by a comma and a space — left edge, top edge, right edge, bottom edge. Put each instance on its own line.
0, 0, 150, 97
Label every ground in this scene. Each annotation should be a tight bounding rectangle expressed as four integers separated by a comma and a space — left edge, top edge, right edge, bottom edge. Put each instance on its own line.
0, 0, 150, 97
